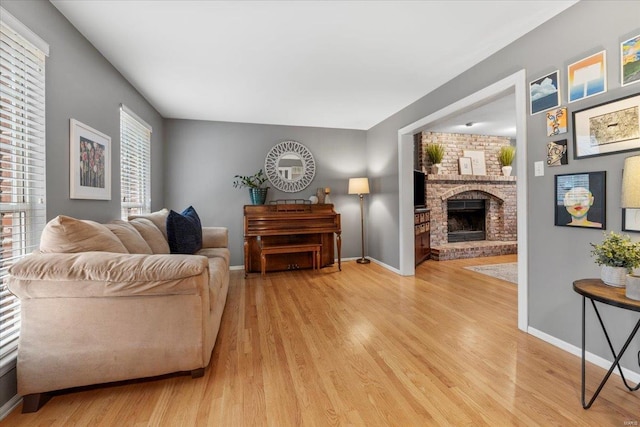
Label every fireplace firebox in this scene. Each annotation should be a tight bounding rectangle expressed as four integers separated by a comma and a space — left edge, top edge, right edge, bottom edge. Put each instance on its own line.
447, 199, 486, 242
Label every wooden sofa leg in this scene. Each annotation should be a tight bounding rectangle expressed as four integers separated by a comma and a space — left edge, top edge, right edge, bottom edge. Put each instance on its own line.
22, 392, 52, 413
191, 368, 205, 379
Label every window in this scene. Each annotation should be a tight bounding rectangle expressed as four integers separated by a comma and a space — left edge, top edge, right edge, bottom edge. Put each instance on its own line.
0, 10, 48, 372
120, 105, 151, 220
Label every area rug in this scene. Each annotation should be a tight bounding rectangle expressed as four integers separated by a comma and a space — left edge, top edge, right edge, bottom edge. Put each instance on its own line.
464, 262, 518, 284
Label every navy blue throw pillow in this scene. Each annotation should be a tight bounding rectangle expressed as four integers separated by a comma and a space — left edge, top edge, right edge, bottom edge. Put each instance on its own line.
166, 206, 203, 254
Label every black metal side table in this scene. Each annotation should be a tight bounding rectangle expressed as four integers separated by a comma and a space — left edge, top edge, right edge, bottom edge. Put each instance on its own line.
573, 279, 640, 409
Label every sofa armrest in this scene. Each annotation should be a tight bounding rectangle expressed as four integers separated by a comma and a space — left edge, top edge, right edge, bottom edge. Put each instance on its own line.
202, 226, 228, 248
7, 252, 209, 299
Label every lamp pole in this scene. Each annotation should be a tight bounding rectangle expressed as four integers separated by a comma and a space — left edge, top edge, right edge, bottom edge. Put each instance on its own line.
357, 192, 370, 264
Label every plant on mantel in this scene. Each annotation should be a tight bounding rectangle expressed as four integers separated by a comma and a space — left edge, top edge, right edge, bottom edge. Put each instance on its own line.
424, 143, 445, 174
498, 146, 515, 176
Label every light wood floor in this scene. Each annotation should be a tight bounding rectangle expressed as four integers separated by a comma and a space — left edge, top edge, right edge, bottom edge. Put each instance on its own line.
3, 255, 639, 426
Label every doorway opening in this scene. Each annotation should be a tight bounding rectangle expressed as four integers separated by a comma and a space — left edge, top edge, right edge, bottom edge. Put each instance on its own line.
397, 70, 528, 332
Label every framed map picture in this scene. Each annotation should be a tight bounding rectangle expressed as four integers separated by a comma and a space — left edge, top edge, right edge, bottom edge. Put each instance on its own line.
572, 93, 640, 159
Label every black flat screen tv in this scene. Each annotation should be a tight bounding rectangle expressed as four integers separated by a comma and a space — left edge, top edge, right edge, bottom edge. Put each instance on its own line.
414, 170, 426, 207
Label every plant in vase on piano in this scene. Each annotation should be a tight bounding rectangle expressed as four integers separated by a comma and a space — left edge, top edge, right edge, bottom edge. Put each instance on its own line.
233, 169, 269, 205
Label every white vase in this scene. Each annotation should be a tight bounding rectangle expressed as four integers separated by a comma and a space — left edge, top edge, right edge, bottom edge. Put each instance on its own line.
600, 265, 628, 287
502, 166, 512, 176
626, 275, 640, 300
431, 163, 442, 175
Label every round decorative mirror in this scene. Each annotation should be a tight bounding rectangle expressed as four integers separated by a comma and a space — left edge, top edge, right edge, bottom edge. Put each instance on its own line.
265, 140, 316, 193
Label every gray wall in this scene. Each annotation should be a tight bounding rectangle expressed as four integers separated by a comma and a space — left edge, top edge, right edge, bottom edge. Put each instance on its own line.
164, 119, 367, 266
1, 0, 164, 412
366, 0, 640, 372
2, 0, 165, 223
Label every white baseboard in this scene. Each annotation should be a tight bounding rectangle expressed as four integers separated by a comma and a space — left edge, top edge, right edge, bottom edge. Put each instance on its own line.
528, 326, 640, 383
0, 394, 21, 422
230, 257, 398, 272
368, 257, 401, 275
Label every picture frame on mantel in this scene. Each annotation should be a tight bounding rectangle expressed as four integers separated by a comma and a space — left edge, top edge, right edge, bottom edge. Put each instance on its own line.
69, 119, 111, 200
463, 150, 486, 175
458, 157, 473, 175
572, 93, 640, 159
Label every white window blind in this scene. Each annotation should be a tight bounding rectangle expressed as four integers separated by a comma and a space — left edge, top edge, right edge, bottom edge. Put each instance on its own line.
0, 14, 47, 372
120, 105, 151, 220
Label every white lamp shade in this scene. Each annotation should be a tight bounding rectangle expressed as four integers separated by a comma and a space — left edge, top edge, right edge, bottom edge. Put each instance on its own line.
348, 177, 370, 195
622, 155, 640, 208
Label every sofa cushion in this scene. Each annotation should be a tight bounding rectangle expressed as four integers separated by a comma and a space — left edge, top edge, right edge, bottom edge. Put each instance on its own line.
166, 206, 203, 254
129, 218, 170, 254
105, 221, 153, 254
39, 215, 128, 254
128, 208, 169, 240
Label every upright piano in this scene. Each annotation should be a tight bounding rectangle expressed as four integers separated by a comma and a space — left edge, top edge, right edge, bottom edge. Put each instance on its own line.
243, 203, 341, 274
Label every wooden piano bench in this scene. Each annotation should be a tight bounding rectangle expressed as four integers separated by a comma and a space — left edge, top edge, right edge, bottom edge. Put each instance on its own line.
260, 243, 322, 276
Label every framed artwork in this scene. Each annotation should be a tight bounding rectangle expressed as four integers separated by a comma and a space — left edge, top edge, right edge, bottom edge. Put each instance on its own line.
458, 157, 472, 175
568, 50, 607, 103
463, 150, 486, 175
547, 139, 568, 166
572, 93, 640, 159
69, 119, 111, 200
621, 33, 640, 87
546, 107, 567, 136
530, 70, 560, 115
622, 208, 640, 232
554, 171, 606, 229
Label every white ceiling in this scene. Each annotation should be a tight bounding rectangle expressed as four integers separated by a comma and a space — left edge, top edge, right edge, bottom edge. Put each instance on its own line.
50, 0, 577, 130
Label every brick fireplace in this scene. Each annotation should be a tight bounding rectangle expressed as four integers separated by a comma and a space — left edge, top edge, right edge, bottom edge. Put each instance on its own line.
417, 131, 518, 260
426, 175, 517, 260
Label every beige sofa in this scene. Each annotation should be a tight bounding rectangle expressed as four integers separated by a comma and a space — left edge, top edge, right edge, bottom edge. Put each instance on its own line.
7, 209, 230, 412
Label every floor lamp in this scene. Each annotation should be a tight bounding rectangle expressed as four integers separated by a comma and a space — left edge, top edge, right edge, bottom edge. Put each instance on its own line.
348, 177, 370, 264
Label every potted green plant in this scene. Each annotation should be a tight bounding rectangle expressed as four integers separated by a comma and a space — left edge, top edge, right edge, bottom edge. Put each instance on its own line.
498, 146, 516, 176
424, 143, 445, 175
233, 169, 269, 205
590, 231, 640, 287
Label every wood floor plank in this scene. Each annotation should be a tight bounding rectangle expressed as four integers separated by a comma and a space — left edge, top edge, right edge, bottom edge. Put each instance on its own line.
2, 254, 639, 426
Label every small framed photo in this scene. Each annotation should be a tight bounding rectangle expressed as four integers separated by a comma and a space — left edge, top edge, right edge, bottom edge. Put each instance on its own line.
546, 107, 567, 136
70, 119, 111, 200
623, 208, 640, 232
530, 70, 560, 115
547, 139, 568, 166
572, 93, 640, 159
458, 157, 473, 175
554, 171, 606, 229
568, 50, 607, 103
463, 150, 486, 175
621, 33, 640, 87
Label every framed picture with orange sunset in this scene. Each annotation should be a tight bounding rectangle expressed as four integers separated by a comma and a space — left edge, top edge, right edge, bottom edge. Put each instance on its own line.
568, 51, 607, 103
